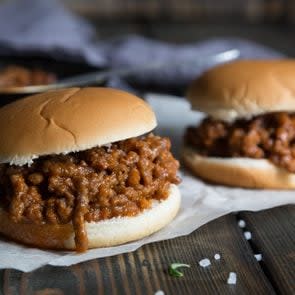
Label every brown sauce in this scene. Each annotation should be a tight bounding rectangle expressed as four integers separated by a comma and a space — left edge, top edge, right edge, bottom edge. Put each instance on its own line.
0, 65, 56, 87
0, 134, 180, 251
185, 112, 295, 173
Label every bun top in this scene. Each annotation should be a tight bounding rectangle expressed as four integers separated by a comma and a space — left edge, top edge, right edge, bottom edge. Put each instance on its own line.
0, 87, 157, 166
187, 59, 295, 122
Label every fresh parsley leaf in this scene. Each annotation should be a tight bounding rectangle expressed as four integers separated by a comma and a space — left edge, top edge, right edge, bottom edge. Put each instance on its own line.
168, 263, 191, 277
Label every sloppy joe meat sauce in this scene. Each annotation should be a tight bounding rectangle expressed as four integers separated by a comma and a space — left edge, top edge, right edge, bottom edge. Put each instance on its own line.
0, 65, 56, 87
186, 112, 295, 173
0, 134, 180, 252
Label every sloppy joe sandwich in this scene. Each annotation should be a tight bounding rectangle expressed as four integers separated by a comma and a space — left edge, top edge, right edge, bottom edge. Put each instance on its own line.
183, 59, 295, 189
0, 87, 181, 251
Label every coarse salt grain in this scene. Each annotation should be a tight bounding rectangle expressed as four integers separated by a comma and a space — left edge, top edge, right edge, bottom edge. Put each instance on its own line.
214, 253, 221, 260
227, 272, 237, 285
199, 258, 211, 267
154, 290, 165, 295
244, 231, 252, 240
238, 219, 246, 228
254, 254, 262, 261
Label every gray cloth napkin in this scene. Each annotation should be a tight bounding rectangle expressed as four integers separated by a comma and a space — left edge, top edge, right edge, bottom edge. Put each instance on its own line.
105, 35, 283, 88
0, 0, 106, 65
0, 0, 284, 90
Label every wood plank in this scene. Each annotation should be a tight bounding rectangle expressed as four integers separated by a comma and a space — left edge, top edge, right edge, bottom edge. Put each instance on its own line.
0, 214, 275, 295
240, 205, 295, 295
63, 0, 284, 23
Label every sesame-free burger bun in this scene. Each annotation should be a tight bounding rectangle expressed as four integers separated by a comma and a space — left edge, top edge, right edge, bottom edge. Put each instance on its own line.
0, 184, 180, 250
182, 146, 295, 189
0, 87, 157, 166
187, 59, 295, 122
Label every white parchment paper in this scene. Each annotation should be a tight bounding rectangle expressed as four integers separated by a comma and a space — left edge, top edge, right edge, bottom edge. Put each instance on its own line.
0, 94, 294, 272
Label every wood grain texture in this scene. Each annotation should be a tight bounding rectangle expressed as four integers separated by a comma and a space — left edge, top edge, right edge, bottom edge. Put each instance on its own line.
240, 205, 295, 295
61, 0, 288, 23
0, 214, 275, 295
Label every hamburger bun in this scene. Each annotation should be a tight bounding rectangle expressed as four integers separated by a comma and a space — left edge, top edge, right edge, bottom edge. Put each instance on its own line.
0, 184, 181, 250
187, 59, 295, 122
182, 146, 295, 189
0, 87, 156, 166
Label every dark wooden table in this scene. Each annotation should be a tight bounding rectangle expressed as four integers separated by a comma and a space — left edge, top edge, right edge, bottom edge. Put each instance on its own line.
1, 205, 294, 295
1, 24, 295, 295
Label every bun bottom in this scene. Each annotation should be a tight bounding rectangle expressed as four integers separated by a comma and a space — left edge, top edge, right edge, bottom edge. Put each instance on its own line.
182, 146, 295, 189
0, 184, 181, 250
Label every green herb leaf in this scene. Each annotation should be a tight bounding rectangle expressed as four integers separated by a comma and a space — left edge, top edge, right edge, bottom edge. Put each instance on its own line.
168, 263, 191, 277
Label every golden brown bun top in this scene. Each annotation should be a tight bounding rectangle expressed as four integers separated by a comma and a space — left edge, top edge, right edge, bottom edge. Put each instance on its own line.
187, 59, 295, 122
0, 87, 157, 165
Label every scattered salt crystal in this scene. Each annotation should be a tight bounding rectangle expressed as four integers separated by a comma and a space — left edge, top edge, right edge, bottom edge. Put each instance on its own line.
199, 258, 211, 267
244, 231, 252, 240
214, 253, 221, 260
238, 219, 246, 228
154, 291, 165, 295
227, 272, 237, 285
254, 254, 262, 261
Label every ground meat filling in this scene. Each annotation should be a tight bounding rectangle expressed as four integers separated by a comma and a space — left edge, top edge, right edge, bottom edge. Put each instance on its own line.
0, 134, 180, 252
185, 112, 295, 173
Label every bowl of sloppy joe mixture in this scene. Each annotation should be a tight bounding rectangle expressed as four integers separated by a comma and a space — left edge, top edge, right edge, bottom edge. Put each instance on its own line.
183, 59, 295, 189
0, 87, 181, 252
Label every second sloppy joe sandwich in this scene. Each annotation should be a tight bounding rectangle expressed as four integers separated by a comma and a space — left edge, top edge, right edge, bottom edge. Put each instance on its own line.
183, 59, 295, 189
0, 87, 181, 251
